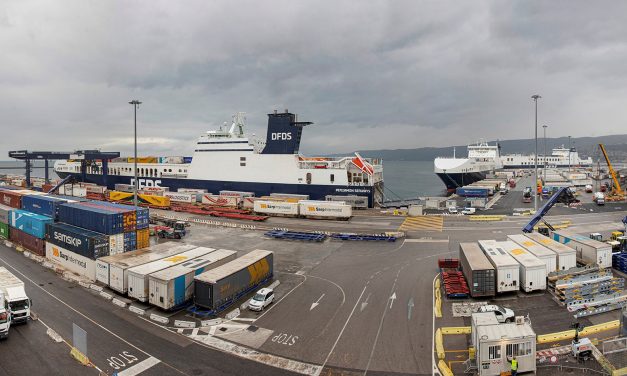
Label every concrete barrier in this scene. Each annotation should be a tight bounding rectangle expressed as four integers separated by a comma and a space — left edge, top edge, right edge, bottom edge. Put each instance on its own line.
89, 284, 103, 292
536, 320, 619, 344
112, 298, 127, 308
201, 318, 223, 327
129, 305, 146, 315
174, 320, 196, 328
150, 313, 169, 324
99, 291, 113, 300
435, 328, 445, 359
441, 327, 471, 335
225, 308, 240, 320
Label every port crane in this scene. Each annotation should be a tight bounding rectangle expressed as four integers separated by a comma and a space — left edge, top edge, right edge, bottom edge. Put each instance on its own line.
598, 143, 625, 201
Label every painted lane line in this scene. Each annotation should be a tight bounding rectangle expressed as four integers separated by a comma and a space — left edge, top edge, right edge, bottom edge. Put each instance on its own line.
407, 298, 415, 321
257, 273, 307, 321
388, 292, 397, 309
360, 293, 371, 312
116, 356, 161, 376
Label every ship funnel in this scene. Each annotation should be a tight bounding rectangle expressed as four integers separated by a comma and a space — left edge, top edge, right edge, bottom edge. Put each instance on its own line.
261, 111, 312, 155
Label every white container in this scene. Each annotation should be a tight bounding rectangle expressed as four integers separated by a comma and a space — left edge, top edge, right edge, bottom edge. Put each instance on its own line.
178, 188, 207, 193
478, 240, 520, 293
508, 234, 557, 273
254, 200, 299, 216
298, 200, 352, 219
269, 193, 309, 200
108, 233, 125, 255
219, 190, 254, 198
95, 243, 198, 293
201, 194, 239, 207
165, 156, 184, 164
524, 233, 576, 271
72, 187, 87, 198
148, 249, 237, 310
164, 192, 194, 203
127, 247, 215, 302
46, 242, 96, 281
550, 230, 612, 268
85, 185, 106, 194
242, 197, 256, 209
498, 241, 546, 292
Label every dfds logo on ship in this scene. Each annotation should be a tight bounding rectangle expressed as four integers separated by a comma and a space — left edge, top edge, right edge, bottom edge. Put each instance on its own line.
271, 132, 292, 140
130, 178, 162, 189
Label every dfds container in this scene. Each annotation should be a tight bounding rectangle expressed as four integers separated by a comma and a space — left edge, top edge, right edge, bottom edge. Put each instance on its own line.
298, 201, 352, 219
524, 232, 576, 271
0, 204, 11, 224
459, 243, 495, 297
499, 241, 546, 292
0, 190, 24, 209
45, 222, 109, 260
58, 202, 123, 235
96, 243, 197, 293
478, 240, 520, 293
254, 200, 299, 216
148, 249, 237, 310
508, 234, 557, 273
45, 242, 97, 280
551, 230, 612, 268
9, 227, 44, 256
127, 247, 215, 302
9, 210, 53, 239
194, 250, 274, 311
455, 187, 489, 198
21, 195, 68, 219
0, 223, 8, 239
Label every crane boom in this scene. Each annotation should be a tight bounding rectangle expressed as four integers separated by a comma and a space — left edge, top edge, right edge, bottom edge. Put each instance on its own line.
599, 143, 623, 195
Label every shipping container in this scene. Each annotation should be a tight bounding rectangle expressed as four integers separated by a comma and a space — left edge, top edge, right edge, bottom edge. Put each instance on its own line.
507, 234, 557, 273
298, 200, 352, 219
325, 195, 368, 209
45, 242, 97, 281
45, 222, 110, 259
178, 188, 207, 193
201, 194, 239, 207
163, 191, 194, 203
58, 202, 124, 235
551, 230, 612, 268
183, 156, 193, 164
498, 240, 546, 292
194, 250, 274, 311
72, 187, 87, 198
9, 210, 53, 239
455, 187, 489, 198
79, 201, 137, 232
108, 233, 125, 255
0, 204, 11, 224
0, 222, 8, 239
9, 227, 44, 256
459, 243, 495, 297
149, 249, 237, 310
0, 190, 24, 208
219, 190, 254, 198
253, 200, 299, 216
524, 232, 576, 271
114, 184, 135, 193
123, 231, 137, 252
136, 228, 150, 249
96, 243, 197, 292
478, 240, 520, 293
127, 246, 214, 301
21, 195, 69, 220
269, 193, 310, 200
241, 197, 255, 209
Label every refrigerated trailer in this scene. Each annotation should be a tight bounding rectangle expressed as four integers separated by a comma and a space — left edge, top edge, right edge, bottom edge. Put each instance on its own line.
499, 240, 546, 292
459, 243, 495, 297
551, 230, 612, 268
194, 250, 273, 312
478, 240, 519, 293
148, 249, 237, 310
524, 232, 576, 271
508, 234, 557, 273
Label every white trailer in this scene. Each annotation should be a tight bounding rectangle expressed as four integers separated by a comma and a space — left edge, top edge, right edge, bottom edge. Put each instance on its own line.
475, 321, 536, 375
96, 243, 198, 293
478, 240, 520, 293
524, 232, 576, 271
148, 249, 237, 310
551, 230, 612, 268
298, 200, 352, 219
127, 247, 216, 302
508, 234, 557, 273
253, 200, 299, 216
0, 267, 31, 324
499, 241, 546, 292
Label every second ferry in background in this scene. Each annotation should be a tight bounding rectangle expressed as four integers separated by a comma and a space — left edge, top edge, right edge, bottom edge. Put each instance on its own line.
54, 110, 384, 207
434, 141, 503, 192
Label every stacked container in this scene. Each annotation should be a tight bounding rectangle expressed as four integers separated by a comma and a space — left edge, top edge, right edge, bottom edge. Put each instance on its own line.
0, 204, 10, 239
9, 228, 45, 256
45, 223, 110, 260
9, 209, 53, 239
0, 189, 25, 208
21, 195, 69, 220
136, 228, 150, 249
58, 202, 125, 235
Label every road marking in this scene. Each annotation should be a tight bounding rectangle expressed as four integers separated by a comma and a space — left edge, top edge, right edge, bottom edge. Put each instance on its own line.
257, 273, 306, 321
404, 238, 449, 243
360, 293, 371, 312
398, 216, 443, 232
389, 292, 397, 309
407, 298, 414, 320
310, 294, 325, 311
116, 356, 161, 376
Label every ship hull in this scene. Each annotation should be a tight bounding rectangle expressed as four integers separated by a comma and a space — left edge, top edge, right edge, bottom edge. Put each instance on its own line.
56, 172, 381, 207
435, 171, 486, 192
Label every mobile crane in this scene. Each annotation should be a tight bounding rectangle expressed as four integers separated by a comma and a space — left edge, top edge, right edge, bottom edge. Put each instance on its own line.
522, 187, 579, 235
598, 143, 625, 202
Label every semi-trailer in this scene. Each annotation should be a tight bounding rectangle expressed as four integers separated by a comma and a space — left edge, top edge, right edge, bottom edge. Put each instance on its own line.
459, 243, 496, 297
508, 234, 557, 273
478, 240, 520, 293
499, 240, 547, 292
524, 232, 576, 271
551, 230, 612, 268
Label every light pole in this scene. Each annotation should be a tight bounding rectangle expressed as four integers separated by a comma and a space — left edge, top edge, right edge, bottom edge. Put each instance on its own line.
129, 100, 142, 209
531, 94, 541, 212
568, 135, 572, 173
543, 125, 548, 183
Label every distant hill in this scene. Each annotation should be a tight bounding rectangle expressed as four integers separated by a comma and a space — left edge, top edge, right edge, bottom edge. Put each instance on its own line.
336, 134, 627, 161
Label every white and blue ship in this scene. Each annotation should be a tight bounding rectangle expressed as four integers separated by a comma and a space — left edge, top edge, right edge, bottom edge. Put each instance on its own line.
54, 111, 384, 207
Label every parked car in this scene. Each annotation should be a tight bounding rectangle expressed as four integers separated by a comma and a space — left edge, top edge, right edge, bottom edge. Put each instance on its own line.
448, 207, 458, 214
248, 288, 275, 312
478, 304, 515, 323
461, 207, 476, 215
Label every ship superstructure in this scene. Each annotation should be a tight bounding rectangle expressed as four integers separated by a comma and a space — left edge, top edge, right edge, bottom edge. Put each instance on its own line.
500, 146, 593, 169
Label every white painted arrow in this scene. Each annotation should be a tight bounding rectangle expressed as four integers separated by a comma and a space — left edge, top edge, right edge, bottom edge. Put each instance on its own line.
407, 297, 415, 320
360, 293, 371, 312
389, 292, 397, 309
310, 293, 325, 311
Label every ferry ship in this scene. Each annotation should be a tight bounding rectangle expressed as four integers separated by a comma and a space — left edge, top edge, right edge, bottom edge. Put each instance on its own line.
433, 141, 503, 192
54, 111, 384, 207
500, 146, 593, 169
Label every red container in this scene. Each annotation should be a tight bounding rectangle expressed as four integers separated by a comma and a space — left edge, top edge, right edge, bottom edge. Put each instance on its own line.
9, 227, 45, 256
42, 184, 55, 193
0, 190, 24, 209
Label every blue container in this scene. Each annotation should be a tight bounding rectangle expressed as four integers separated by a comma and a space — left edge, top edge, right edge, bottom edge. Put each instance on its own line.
123, 231, 137, 252
45, 222, 110, 259
86, 201, 149, 230
21, 195, 69, 220
9, 209, 53, 239
51, 195, 89, 203
455, 187, 489, 198
183, 156, 193, 163
58, 202, 124, 235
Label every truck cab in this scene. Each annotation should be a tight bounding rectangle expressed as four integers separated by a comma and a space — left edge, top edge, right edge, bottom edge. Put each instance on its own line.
0, 293, 9, 339
5, 286, 30, 324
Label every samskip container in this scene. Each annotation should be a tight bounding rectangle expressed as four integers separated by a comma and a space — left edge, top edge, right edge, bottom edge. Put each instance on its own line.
478, 240, 520, 293
298, 201, 352, 219
45, 242, 96, 281
9, 210, 53, 239
21, 195, 68, 220
149, 249, 237, 310
194, 250, 274, 311
499, 240, 546, 292
459, 243, 495, 297
508, 234, 557, 273
45, 222, 109, 260
524, 232, 576, 271
253, 200, 299, 216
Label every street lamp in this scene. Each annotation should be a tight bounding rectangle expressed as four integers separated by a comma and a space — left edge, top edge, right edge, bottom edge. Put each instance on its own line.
568, 135, 572, 173
129, 100, 142, 209
531, 94, 541, 212
543, 125, 548, 183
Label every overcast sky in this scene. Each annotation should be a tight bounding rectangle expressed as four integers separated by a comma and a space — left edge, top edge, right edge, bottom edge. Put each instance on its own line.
1, 1, 627, 158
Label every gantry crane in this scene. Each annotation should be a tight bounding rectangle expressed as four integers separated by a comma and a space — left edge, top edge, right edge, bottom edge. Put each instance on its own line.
598, 144, 625, 201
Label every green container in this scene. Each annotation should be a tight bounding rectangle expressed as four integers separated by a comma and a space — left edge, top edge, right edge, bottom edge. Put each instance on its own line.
0, 222, 8, 239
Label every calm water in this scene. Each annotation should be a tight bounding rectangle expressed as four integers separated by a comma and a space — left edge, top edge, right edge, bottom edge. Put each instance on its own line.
0, 160, 444, 198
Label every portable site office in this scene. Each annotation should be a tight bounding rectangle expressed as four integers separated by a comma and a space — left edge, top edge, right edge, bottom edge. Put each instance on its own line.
477, 240, 519, 293
524, 232, 576, 271
474, 320, 536, 376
